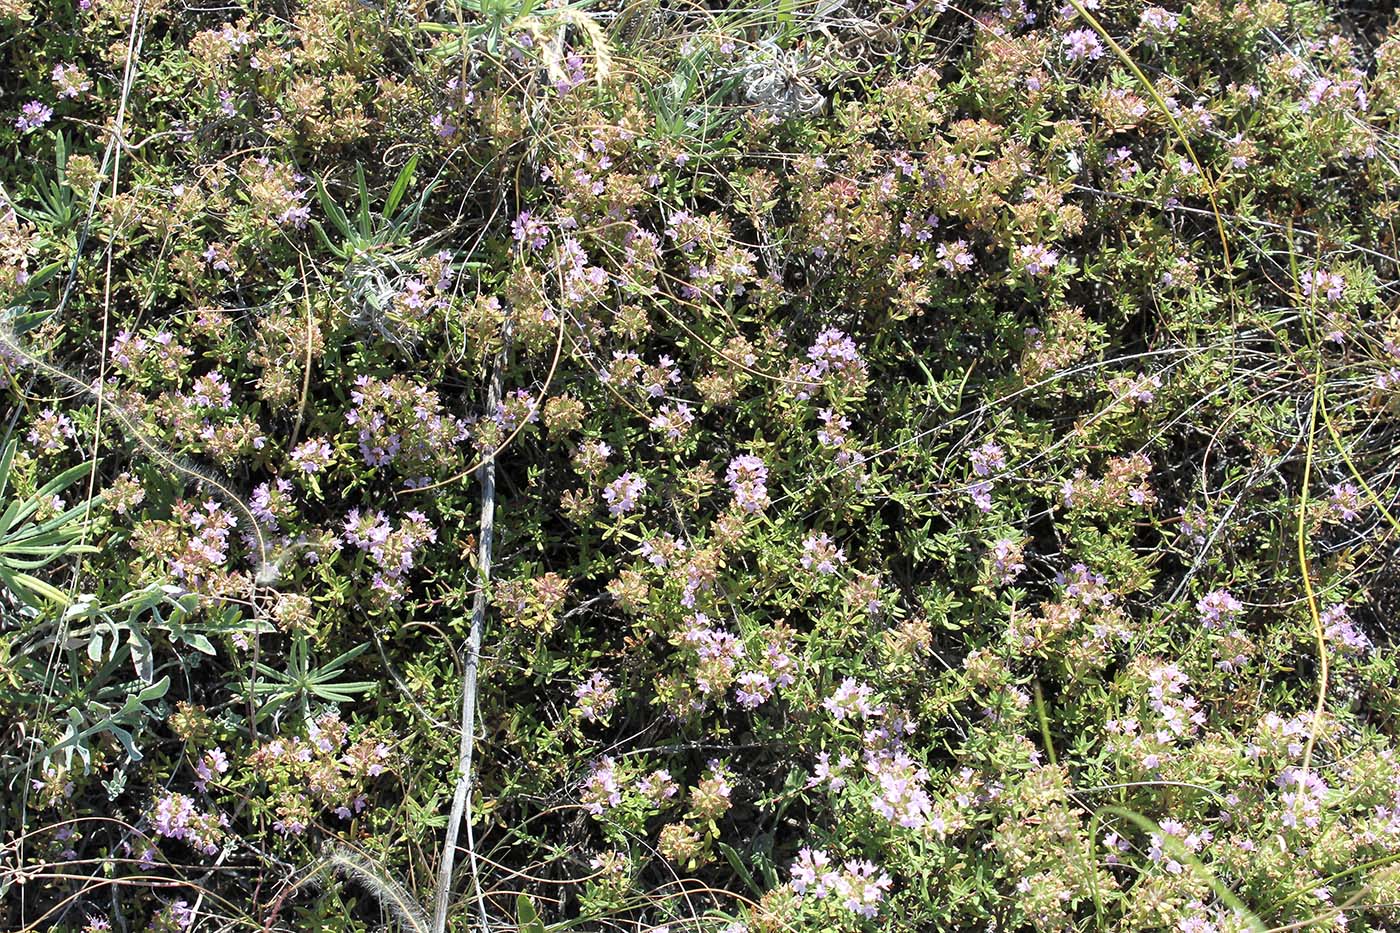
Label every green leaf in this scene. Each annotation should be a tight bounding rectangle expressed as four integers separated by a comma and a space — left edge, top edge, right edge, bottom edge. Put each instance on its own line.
717, 842, 761, 897
316, 175, 353, 239
355, 163, 371, 237
385, 153, 419, 217
517, 893, 545, 933
9, 570, 70, 606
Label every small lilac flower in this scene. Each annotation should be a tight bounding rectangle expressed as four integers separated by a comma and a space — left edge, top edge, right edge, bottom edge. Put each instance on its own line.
937, 239, 975, 274
512, 211, 549, 250
1328, 481, 1362, 522
869, 752, 932, 829
649, 403, 695, 441
52, 64, 92, 99
582, 757, 622, 815
168, 900, 195, 931
148, 791, 223, 855
192, 747, 229, 792
1321, 603, 1371, 655
602, 472, 646, 515
1301, 270, 1345, 302
1018, 243, 1059, 277
968, 481, 993, 513
790, 847, 838, 897
16, 101, 53, 133
637, 769, 679, 804
1197, 589, 1243, 628
726, 454, 770, 513
734, 671, 774, 709
970, 440, 1006, 478
803, 329, 868, 386
1140, 6, 1179, 34
989, 537, 1025, 585
1062, 28, 1104, 61
289, 437, 334, 474
824, 677, 882, 720
800, 532, 846, 575
834, 860, 893, 919
809, 751, 852, 791
573, 671, 617, 722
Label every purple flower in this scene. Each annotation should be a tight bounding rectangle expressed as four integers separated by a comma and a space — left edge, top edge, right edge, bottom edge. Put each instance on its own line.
970, 440, 1006, 478
1322, 603, 1371, 655
800, 329, 868, 394
682, 615, 747, 695
582, 757, 622, 814
1018, 243, 1059, 277
734, 671, 774, 709
148, 792, 223, 855
573, 671, 617, 721
16, 101, 53, 133
430, 112, 458, 138
824, 677, 882, 720
800, 532, 846, 575
869, 752, 932, 829
1062, 28, 1105, 62
726, 454, 770, 513
809, 751, 852, 791
790, 847, 838, 897
52, 64, 92, 100
1197, 589, 1243, 628
603, 471, 646, 515
1329, 481, 1362, 522
1140, 6, 1179, 34
168, 900, 195, 931
835, 859, 893, 919
968, 481, 993, 513
289, 437, 334, 474
637, 769, 679, 803
511, 211, 549, 250
192, 747, 229, 792
989, 537, 1025, 585
1301, 270, 1345, 302
649, 403, 695, 440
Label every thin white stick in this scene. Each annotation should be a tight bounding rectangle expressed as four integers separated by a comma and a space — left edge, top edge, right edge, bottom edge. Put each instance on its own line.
432, 330, 507, 933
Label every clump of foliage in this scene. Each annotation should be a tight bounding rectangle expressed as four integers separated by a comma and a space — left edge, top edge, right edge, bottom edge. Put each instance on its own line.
5, 0, 1400, 930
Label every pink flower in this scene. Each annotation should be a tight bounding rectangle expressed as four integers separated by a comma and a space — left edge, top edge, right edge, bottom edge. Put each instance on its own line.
800, 532, 846, 575
734, 671, 774, 709
790, 847, 838, 897
1197, 589, 1243, 628
834, 859, 893, 918
726, 454, 770, 513
16, 101, 53, 133
290, 437, 334, 474
573, 672, 618, 722
824, 678, 882, 720
970, 440, 1006, 477
1301, 270, 1345, 302
582, 757, 622, 815
603, 472, 646, 515
1018, 243, 1059, 277
1062, 28, 1104, 61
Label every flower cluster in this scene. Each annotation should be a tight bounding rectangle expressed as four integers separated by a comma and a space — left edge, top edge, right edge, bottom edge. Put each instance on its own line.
573, 671, 618, 722
244, 713, 392, 834
725, 454, 770, 513
603, 471, 646, 515
342, 508, 437, 603
148, 792, 226, 856
346, 375, 469, 477
790, 848, 893, 919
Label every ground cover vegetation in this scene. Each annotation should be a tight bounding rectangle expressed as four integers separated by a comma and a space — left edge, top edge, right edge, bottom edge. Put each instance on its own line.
4, 0, 1400, 929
